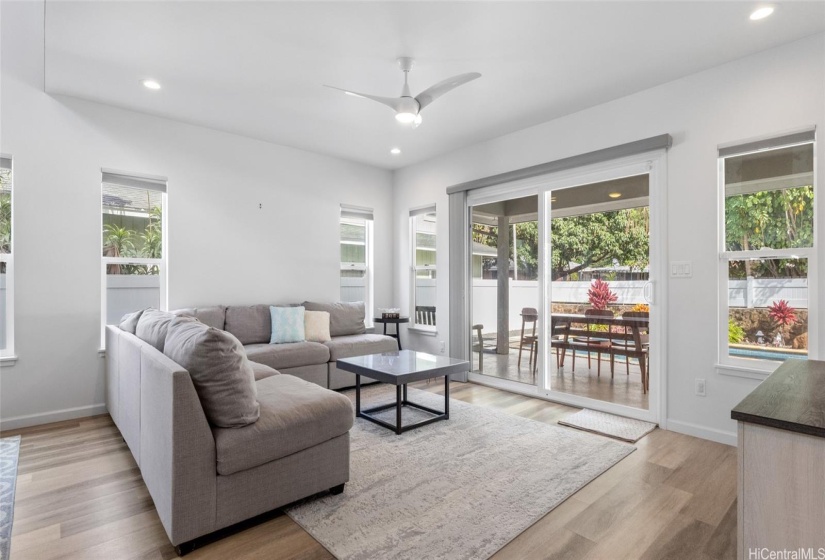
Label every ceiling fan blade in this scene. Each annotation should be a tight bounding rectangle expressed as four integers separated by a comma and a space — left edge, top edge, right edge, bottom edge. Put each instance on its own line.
324, 85, 404, 112
415, 72, 481, 111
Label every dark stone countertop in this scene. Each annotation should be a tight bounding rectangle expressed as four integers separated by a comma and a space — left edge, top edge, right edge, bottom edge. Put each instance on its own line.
731, 359, 825, 438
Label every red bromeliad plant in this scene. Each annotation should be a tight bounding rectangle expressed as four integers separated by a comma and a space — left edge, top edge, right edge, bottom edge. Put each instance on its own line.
587, 279, 618, 310
768, 299, 797, 327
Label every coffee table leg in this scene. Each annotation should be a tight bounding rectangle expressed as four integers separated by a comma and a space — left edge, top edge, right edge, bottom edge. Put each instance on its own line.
445, 374, 450, 419
402, 383, 408, 403
396, 385, 403, 435
355, 374, 361, 417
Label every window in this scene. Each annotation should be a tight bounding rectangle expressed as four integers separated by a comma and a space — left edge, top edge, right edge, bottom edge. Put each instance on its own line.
719, 132, 815, 372
340, 205, 373, 326
1, 156, 14, 359
101, 170, 167, 346
410, 207, 437, 329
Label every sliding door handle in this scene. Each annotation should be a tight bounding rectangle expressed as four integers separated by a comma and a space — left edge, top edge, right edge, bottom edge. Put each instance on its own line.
643, 281, 654, 304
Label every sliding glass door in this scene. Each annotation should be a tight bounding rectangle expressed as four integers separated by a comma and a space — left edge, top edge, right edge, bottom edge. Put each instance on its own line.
466, 150, 666, 424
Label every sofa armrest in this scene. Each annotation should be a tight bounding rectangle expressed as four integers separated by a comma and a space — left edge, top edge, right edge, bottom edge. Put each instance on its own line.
105, 325, 121, 428
140, 346, 217, 545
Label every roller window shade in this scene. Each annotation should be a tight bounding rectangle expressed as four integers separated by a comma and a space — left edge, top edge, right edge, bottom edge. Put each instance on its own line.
410, 205, 436, 218
719, 129, 816, 158
341, 205, 374, 221
0, 157, 11, 170
101, 169, 167, 192
446, 134, 672, 194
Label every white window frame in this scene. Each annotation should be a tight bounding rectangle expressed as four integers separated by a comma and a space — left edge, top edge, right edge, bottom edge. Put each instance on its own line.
1, 155, 15, 362
101, 171, 168, 348
410, 206, 437, 331
717, 135, 818, 377
340, 206, 373, 327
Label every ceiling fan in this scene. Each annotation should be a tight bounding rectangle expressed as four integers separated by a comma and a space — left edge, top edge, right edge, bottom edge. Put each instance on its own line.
325, 57, 481, 128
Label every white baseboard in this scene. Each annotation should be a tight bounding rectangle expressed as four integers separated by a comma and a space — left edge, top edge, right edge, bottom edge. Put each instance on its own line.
666, 419, 737, 446
0, 403, 108, 431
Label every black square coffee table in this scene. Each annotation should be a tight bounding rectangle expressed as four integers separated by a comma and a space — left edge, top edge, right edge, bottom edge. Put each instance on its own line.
336, 350, 470, 435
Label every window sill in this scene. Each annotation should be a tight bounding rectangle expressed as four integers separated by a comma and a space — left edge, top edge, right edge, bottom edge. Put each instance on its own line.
715, 363, 775, 380
408, 326, 438, 336
0, 355, 18, 367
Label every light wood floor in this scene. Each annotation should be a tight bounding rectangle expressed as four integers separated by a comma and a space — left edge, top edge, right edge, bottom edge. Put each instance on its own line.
2, 382, 736, 560
473, 350, 650, 410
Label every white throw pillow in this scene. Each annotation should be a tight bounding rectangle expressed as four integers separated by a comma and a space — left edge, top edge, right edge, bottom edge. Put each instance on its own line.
305, 310, 331, 342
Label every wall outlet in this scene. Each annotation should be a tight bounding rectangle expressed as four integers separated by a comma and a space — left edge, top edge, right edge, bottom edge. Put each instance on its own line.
695, 378, 706, 397
439, 340, 446, 354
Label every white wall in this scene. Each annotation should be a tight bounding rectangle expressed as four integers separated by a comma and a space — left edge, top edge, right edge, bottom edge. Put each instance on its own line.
0, 2, 393, 428
393, 33, 825, 444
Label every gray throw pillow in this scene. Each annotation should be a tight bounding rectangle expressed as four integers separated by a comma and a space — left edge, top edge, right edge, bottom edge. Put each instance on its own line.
118, 309, 145, 334
303, 301, 366, 337
135, 309, 177, 352
164, 316, 260, 428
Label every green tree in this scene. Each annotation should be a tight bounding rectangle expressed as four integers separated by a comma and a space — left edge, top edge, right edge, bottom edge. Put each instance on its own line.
725, 186, 812, 278
139, 206, 162, 274
550, 208, 649, 280
103, 224, 136, 274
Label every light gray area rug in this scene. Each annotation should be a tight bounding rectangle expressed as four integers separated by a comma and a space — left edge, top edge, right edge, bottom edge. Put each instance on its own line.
287, 386, 634, 560
0, 436, 21, 560
559, 409, 657, 443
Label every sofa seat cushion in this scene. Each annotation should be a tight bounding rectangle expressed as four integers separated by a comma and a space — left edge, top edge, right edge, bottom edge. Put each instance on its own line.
249, 361, 280, 381
325, 334, 398, 362
213, 374, 353, 476
244, 341, 329, 370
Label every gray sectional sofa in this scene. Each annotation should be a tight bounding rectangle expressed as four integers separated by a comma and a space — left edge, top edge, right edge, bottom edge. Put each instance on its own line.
104, 301, 398, 554
178, 302, 398, 390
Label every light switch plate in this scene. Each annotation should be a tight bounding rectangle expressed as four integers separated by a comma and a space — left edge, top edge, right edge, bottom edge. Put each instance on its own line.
670, 261, 692, 278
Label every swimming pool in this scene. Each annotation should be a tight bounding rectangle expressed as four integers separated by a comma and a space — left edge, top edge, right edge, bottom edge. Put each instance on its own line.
729, 347, 806, 361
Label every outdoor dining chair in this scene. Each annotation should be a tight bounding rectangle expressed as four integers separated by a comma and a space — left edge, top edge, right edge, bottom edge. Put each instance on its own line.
517, 307, 539, 375
573, 308, 614, 376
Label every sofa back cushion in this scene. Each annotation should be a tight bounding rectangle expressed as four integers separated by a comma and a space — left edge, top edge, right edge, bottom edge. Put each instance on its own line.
135, 309, 177, 352
224, 304, 271, 345
118, 309, 145, 334
303, 301, 366, 337
163, 316, 260, 428
172, 306, 227, 330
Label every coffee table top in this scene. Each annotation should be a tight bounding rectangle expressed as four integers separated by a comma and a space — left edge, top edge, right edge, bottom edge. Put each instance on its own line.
336, 350, 469, 385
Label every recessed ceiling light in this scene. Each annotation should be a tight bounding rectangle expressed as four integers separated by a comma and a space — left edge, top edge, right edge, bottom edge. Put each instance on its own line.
550, 197, 557, 202
142, 79, 161, 90
608, 192, 622, 199
749, 6, 774, 20
390, 148, 401, 155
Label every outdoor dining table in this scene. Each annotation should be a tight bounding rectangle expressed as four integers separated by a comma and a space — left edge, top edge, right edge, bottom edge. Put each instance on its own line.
550, 313, 650, 392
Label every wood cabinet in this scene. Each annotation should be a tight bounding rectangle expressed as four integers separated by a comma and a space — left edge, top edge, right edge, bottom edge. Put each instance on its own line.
732, 360, 825, 559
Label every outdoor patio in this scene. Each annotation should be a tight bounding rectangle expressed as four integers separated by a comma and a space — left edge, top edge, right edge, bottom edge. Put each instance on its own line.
472, 330, 649, 410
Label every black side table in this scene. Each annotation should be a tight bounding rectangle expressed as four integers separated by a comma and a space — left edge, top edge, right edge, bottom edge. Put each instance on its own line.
373, 316, 410, 350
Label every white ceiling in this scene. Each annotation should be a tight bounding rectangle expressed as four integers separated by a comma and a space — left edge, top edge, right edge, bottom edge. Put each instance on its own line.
44, 1, 825, 170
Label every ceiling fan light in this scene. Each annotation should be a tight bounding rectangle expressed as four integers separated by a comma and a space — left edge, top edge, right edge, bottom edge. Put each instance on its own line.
395, 112, 418, 124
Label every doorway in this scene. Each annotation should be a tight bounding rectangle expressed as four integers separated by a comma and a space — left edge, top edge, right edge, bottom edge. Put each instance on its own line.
466, 150, 667, 424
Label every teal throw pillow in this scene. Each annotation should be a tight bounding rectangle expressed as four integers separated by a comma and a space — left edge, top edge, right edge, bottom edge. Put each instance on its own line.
270, 306, 306, 344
